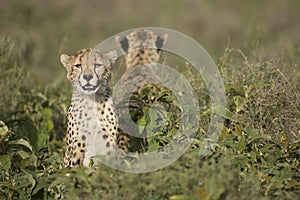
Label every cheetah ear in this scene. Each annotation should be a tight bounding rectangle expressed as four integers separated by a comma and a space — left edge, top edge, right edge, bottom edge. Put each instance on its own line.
105, 50, 118, 63
60, 54, 72, 69
156, 34, 168, 50
115, 35, 129, 53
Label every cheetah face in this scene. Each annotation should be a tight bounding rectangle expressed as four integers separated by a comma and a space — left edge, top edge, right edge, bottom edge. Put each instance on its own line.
60, 48, 117, 95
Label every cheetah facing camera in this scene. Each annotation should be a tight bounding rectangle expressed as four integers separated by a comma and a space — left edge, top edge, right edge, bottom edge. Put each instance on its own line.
60, 48, 120, 167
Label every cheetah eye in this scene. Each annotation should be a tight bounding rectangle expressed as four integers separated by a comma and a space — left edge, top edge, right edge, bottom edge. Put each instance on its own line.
94, 64, 103, 68
74, 64, 82, 68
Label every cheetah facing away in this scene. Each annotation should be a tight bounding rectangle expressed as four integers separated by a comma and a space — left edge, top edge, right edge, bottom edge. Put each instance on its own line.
115, 28, 168, 72
60, 48, 120, 167
115, 29, 175, 151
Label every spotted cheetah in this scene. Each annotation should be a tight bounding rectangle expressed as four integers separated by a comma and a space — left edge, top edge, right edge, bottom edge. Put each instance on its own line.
115, 29, 177, 151
115, 28, 167, 72
60, 48, 120, 167
115, 29, 168, 109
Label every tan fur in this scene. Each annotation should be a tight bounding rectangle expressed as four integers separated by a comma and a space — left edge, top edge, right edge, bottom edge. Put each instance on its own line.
115, 29, 168, 152
60, 48, 119, 167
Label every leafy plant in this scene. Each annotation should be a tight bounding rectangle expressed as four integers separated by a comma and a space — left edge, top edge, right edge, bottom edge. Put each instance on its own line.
1, 3, 300, 198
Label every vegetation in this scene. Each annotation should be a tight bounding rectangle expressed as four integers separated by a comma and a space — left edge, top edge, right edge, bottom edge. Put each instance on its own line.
0, 0, 299, 199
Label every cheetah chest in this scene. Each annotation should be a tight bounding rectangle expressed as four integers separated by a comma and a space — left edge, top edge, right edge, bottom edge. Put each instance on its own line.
69, 95, 118, 165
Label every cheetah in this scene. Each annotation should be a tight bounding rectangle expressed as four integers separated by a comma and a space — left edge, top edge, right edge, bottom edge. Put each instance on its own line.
115, 28, 167, 72
115, 28, 168, 107
114, 29, 180, 152
60, 48, 119, 167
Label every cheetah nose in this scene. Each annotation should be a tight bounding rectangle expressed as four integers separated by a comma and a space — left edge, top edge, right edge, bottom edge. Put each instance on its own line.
83, 74, 93, 81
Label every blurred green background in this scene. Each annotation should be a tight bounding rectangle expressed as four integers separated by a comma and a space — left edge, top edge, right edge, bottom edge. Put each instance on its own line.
1, 0, 299, 84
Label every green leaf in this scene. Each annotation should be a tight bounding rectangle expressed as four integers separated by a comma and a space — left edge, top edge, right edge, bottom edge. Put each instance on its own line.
10, 138, 33, 152
237, 135, 246, 152
46, 120, 54, 131
147, 141, 160, 152
233, 96, 248, 112
137, 115, 147, 134
32, 179, 49, 196
16, 150, 31, 159
41, 107, 53, 120
169, 195, 196, 200
0, 120, 9, 137
36, 132, 48, 151
146, 105, 167, 135
136, 107, 150, 134
247, 135, 272, 144
23, 172, 37, 195
0, 155, 11, 171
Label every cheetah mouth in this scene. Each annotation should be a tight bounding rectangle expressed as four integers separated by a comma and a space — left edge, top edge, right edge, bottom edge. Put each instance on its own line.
82, 83, 99, 91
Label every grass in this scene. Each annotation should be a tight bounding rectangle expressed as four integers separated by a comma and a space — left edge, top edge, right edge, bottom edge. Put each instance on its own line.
0, 1, 299, 199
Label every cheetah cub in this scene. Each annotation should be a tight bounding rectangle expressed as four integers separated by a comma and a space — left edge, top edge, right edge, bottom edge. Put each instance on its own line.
60, 48, 119, 167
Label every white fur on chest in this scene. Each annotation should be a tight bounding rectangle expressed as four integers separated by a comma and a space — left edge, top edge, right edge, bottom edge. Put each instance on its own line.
72, 95, 118, 166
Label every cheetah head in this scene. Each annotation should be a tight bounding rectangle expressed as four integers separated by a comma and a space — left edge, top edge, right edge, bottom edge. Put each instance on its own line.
115, 29, 167, 70
60, 48, 117, 95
